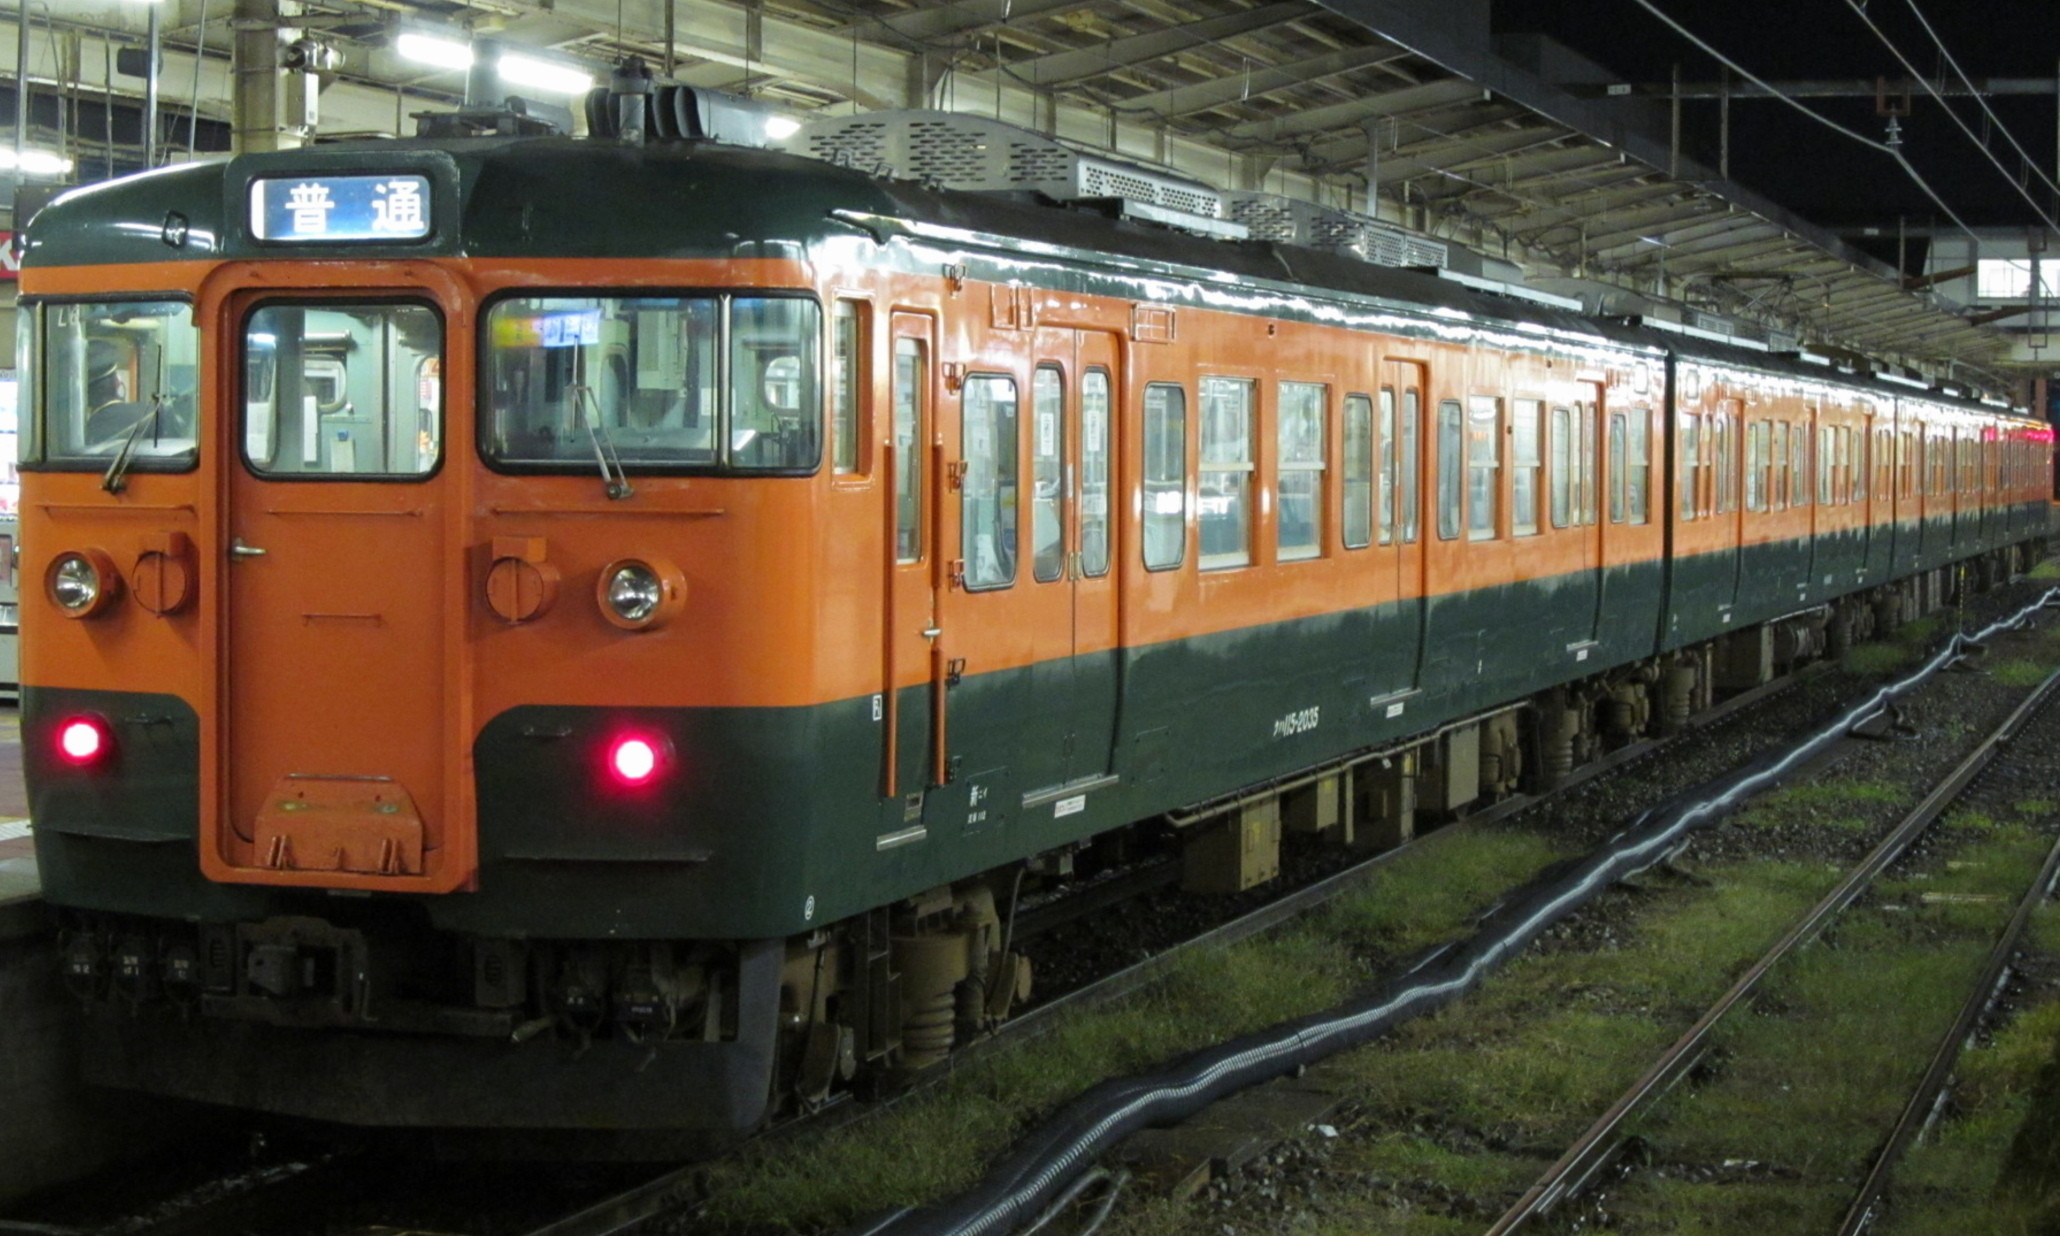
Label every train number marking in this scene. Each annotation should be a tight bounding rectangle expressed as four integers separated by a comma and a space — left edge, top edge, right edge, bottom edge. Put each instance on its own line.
1272, 707, 1320, 739
968, 783, 992, 828
1054, 794, 1087, 818
1384, 701, 1406, 719
804, 895, 816, 922
872, 694, 883, 722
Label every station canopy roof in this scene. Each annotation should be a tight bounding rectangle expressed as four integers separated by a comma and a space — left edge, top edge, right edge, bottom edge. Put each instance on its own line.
52, 0, 2036, 382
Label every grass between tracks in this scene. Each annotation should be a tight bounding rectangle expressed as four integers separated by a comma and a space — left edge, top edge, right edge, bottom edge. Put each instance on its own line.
1842, 618, 1945, 677
1097, 786, 2060, 1236
694, 827, 1567, 1231
1602, 821, 2060, 1234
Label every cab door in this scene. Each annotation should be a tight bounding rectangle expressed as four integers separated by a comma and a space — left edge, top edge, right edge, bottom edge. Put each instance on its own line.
881, 312, 940, 824
209, 269, 469, 893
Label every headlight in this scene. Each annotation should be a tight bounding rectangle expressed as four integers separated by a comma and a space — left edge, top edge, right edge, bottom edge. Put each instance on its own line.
47, 549, 121, 618
606, 563, 661, 622
595, 556, 686, 631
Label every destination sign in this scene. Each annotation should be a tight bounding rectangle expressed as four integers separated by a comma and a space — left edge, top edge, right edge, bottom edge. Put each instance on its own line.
249, 174, 433, 243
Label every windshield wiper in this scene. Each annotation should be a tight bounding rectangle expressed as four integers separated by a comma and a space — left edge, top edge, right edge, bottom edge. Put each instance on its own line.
571, 384, 634, 501
101, 393, 167, 494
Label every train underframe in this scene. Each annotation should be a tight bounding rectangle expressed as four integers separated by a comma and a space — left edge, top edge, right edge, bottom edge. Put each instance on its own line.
53, 542, 2044, 1135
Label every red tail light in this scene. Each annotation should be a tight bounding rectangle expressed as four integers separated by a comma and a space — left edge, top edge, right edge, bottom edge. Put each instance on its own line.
608, 736, 664, 786
57, 716, 112, 767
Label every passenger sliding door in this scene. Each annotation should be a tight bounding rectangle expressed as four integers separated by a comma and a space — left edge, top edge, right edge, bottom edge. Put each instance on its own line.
1378, 360, 1426, 702
1019, 328, 1120, 802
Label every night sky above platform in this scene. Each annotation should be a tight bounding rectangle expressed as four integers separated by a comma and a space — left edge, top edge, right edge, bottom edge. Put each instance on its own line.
1492, 0, 2060, 234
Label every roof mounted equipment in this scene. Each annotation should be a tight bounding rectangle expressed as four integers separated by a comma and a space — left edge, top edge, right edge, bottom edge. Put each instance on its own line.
796, 110, 1247, 240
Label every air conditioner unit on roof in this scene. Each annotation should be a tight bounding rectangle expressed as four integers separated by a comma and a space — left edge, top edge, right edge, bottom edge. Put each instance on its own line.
1219, 191, 1449, 271
797, 110, 1244, 238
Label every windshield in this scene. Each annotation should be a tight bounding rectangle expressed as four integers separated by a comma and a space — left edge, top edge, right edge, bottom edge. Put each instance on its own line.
30, 300, 199, 470
482, 294, 821, 474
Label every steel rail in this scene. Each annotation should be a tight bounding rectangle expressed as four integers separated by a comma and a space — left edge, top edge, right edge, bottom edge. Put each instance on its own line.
1483, 663, 2060, 1236
1834, 732, 2060, 1234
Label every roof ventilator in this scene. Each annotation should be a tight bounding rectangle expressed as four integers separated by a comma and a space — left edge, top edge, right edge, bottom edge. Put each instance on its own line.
583, 58, 794, 148
793, 110, 1249, 241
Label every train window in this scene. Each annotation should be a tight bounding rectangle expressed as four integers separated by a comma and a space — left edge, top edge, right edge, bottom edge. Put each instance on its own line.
1277, 381, 1326, 561
894, 337, 925, 562
1437, 399, 1463, 540
730, 298, 822, 470
1378, 389, 1397, 545
1549, 404, 1572, 528
1772, 421, 1789, 509
1143, 383, 1186, 571
961, 375, 1019, 590
1199, 376, 1254, 569
1625, 407, 1650, 524
1716, 409, 1737, 514
1032, 366, 1066, 583
1343, 393, 1373, 549
486, 296, 715, 469
30, 300, 199, 472
1745, 421, 1764, 512
1400, 391, 1421, 543
1791, 424, 1811, 507
832, 301, 863, 474
1818, 426, 1835, 505
1466, 396, 1500, 541
1081, 370, 1111, 578
1512, 398, 1541, 536
482, 294, 819, 476
1578, 401, 1597, 525
1680, 412, 1700, 521
1608, 412, 1627, 524
243, 302, 440, 477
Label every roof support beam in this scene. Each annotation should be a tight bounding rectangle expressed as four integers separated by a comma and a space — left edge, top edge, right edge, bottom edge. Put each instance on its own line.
837, 0, 1089, 47
1110, 44, 1407, 116
1009, 2, 1310, 87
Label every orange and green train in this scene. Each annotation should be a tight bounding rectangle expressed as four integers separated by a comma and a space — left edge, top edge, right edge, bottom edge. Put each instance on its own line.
19, 125, 2052, 1133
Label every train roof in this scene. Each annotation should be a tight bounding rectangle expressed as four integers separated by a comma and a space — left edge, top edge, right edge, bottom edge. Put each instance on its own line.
20, 134, 2028, 424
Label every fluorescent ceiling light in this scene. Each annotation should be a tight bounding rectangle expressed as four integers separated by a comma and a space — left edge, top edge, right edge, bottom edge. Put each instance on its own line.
397, 31, 474, 72
764, 115, 801, 141
497, 53, 593, 96
0, 148, 74, 176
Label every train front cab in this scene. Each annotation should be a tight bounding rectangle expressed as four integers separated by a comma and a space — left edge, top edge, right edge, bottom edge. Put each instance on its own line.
23, 253, 850, 1130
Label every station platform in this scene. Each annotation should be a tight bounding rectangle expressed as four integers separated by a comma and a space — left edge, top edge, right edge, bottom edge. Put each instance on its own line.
0, 709, 33, 925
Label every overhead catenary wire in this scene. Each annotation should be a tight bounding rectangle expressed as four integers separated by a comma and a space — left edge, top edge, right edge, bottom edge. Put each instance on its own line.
1897, 0, 2060, 202
1622, 0, 1981, 246
1840, 0, 2060, 235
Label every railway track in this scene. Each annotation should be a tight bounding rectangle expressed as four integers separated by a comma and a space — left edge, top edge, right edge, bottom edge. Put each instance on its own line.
1485, 659, 2060, 1235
